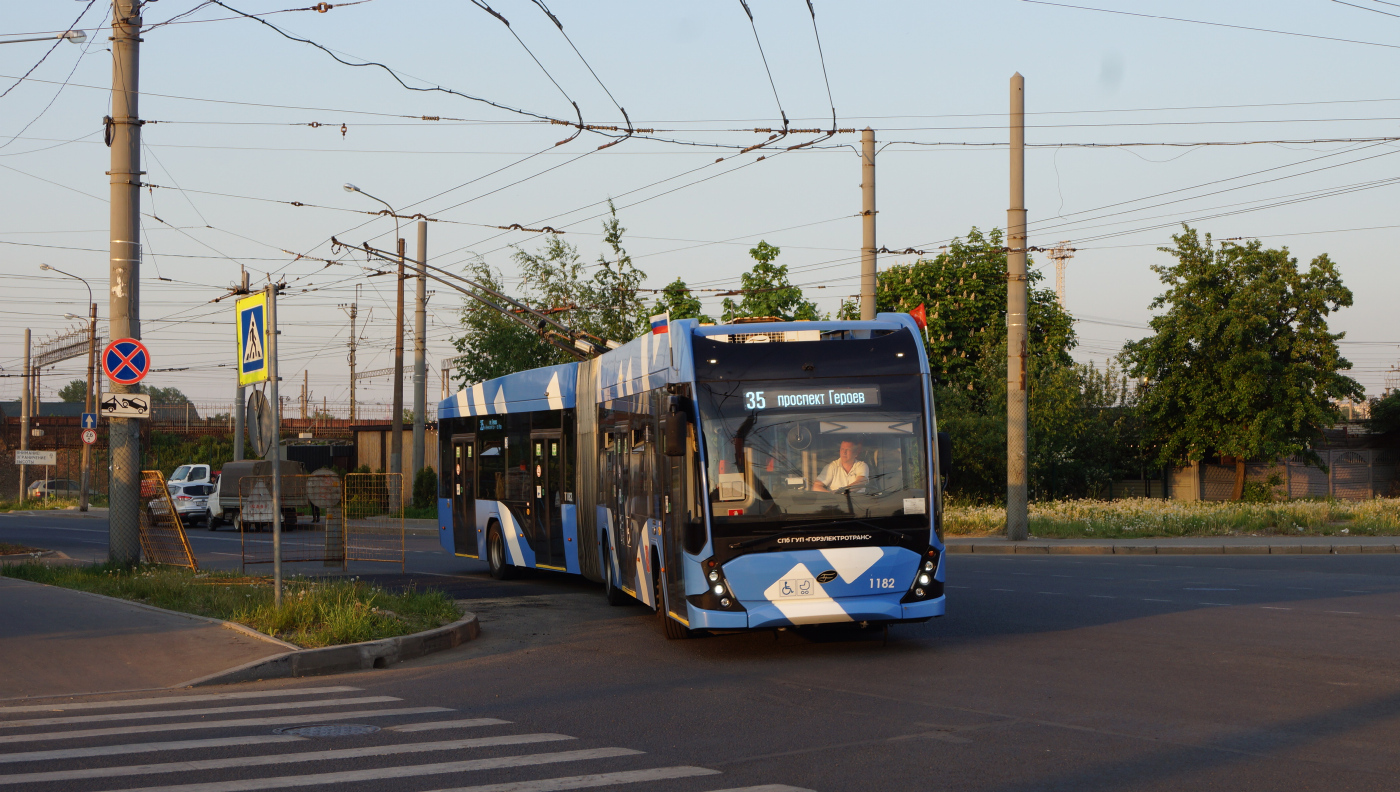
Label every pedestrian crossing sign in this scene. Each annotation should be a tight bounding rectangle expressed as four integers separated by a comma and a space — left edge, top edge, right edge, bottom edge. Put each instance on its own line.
236, 292, 268, 386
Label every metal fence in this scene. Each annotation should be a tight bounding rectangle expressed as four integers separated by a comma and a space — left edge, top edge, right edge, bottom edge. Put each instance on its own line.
343, 473, 405, 570
138, 470, 197, 569
238, 473, 345, 568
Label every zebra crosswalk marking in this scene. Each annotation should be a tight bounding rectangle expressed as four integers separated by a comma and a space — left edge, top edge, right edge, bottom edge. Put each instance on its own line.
417, 767, 722, 792
0, 696, 401, 729
392, 718, 512, 732
0, 687, 361, 715
0, 706, 451, 745
0, 733, 575, 786
103, 747, 643, 792
0, 736, 305, 765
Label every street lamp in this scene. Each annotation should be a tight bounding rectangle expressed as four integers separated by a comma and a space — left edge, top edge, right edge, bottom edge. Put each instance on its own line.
344, 183, 407, 503
40, 264, 98, 512
0, 30, 87, 46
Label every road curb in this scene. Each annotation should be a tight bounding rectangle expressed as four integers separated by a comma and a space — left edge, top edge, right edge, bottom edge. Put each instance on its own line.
180, 614, 480, 687
945, 543, 1400, 555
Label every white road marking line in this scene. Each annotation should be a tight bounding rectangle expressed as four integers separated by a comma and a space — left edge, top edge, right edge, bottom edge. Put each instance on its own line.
1142, 599, 1172, 602
1260, 606, 1292, 611
1198, 602, 1231, 606
0, 706, 450, 745
1325, 610, 1361, 615
703, 787, 815, 792
944, 585, 969, 589
990, 589, 1014, 592
105, 747, 643, 792
0, 736, 305, 765
1088, 595, 1115, 599
1036, 592, 1062, 596
1286, 587, 1313, 591
0, 687, 362, 715
1343, 590, 1373, 593
391, 719, 512, 732
0, 733, 574, 785
1183, 588, 1236, 591
0, 697, 401, 728
420, 767, 721, 792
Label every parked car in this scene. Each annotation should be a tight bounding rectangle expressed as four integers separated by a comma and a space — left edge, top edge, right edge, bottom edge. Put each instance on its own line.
26, 479, 91, 499
168, 483, 214, 527
167, 464, 211, 487
207, 459, 305, 531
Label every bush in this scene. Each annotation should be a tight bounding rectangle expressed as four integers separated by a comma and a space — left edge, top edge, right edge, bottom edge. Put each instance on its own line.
413, 466, 438, 510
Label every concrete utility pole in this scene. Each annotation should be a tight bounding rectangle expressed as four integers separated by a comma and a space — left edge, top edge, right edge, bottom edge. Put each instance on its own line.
1048, 242, 1074, 308
81, 301, 97, 511
20, 330, 30, 504
860, 128, 877, 321
108, 0, 143, 564
1006, 73, 1029, 542
301, 370, 308, 420
390, 237, 406, 492
233, 270, 249, 461
412, 220, 427, 482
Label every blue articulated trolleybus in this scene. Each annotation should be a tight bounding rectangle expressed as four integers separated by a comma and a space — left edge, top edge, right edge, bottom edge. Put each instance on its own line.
436, 313, 948, 638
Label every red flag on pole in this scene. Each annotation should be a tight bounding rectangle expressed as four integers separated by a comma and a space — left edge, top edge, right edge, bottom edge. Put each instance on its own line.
910, 303, 928, 329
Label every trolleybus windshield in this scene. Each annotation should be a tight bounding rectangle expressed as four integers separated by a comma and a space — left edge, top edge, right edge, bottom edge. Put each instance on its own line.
697, 374, 929, 543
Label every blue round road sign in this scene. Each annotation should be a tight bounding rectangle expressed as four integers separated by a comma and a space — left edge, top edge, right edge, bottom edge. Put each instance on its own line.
102, 338, 151, 385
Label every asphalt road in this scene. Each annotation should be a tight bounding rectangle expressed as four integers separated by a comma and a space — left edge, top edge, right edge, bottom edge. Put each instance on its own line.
4, 511, 1400, 790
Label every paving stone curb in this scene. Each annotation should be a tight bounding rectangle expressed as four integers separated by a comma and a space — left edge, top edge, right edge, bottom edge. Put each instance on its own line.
944, 543, 1399, 555
181, 614, 480, 687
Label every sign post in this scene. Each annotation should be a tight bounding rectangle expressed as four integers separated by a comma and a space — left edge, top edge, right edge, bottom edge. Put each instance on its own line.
240, 288, 280, 606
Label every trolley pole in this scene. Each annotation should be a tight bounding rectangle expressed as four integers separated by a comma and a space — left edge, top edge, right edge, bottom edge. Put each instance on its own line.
108, 0, 143, 564
266, 283, 283, 607
80, 302, 96, 511
1006, 73, 1029, 542
19, 330, 30, 505
390, 237, 406, 505
411, 220, 427, 482
860, 128, 877, 321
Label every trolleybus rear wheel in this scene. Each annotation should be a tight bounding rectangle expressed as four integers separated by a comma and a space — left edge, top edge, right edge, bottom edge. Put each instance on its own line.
486, 522, 514, 580
602, 533, 627, 606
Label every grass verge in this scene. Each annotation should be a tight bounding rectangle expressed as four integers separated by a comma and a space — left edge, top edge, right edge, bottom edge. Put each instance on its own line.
0, 563, 461, 648
945, 497, 1400, 538
0, 542, 44, 555
0, 497, 106, 513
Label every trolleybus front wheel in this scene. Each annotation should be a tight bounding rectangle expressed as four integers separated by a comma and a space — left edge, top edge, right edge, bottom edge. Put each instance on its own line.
602, 532, 628, 606
654, 566, 691, 640
486, 522, 514, 580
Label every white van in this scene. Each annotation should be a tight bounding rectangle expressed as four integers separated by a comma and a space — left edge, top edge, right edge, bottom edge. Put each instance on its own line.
168, 464, 211, 487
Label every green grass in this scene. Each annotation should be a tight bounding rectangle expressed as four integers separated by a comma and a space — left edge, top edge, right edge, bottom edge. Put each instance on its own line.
0, 563, 461, 648
0, 496, 108, 513
945, 497, 1400, 539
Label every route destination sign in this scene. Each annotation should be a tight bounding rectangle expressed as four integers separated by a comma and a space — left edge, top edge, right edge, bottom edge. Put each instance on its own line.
742, 386, 881, 411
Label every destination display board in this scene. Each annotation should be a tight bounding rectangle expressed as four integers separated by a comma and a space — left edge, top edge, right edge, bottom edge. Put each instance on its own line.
741, 386, 881, 411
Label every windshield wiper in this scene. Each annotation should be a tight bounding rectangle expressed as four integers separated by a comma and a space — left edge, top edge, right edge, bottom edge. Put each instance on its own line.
727, 518, 916, 551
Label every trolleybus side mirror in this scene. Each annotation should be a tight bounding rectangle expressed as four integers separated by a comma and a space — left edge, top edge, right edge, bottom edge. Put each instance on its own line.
937, 432, 952, 479
664, 396, 688, 457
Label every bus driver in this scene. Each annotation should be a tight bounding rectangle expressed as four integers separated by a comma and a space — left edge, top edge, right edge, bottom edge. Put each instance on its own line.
810, 440, 869, 492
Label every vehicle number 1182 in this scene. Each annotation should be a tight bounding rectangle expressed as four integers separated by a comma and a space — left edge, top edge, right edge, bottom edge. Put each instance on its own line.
869, 577, 897, 589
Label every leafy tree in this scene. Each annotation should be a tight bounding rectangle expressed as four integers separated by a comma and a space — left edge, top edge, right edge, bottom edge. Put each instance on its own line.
875, 227, 1074, 391
452, 261, 563, 387
58, 379, 88, 403
647, 278, 713, 324
412, 466, 438, 510
1370, 392, 1400, 435
585, 203, 647, 343
721, 241, 821, 322
138, 385, 189, 404
1122, 226, 1364, 499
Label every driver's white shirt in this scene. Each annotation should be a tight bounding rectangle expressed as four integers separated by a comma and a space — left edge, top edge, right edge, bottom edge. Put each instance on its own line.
817, 459, 869, 490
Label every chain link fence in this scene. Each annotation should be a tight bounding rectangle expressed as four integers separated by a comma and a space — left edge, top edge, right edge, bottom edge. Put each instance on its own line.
343, 473, 405, 570
238, 472, 345, 568
138, 470, 197, 569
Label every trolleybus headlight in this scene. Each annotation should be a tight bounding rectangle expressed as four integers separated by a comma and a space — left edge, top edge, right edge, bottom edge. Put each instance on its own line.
713, 584, 725, 596
923, 560, 935, 572
919, 574, 930, 586
721, 598, 731, 607
915, 588, 925, 597
902, 547, 944, 603
688, 558, 747, 613
708, 570, 719, 582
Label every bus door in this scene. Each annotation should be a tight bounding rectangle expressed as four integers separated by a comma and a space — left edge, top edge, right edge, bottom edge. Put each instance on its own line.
531, 431, 564, 568
452, 436, 477, 556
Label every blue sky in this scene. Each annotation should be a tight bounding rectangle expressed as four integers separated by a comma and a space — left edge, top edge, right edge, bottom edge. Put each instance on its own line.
3, 0, 1399, 408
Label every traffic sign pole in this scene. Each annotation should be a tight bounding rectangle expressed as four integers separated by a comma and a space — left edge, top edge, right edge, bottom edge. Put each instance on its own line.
266, 284, 283, 608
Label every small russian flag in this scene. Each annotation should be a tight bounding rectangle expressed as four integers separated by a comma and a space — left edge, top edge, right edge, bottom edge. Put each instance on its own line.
650, 312, 669, 335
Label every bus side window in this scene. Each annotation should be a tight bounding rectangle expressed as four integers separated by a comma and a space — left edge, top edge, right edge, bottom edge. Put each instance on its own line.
683, 423, 706, 554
